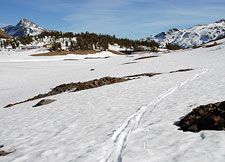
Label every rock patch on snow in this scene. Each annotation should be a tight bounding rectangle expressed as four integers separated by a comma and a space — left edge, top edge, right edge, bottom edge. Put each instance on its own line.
170, 69, 194, 73
33, 99, 56, 107
0, 145, 12, 156
4, 73, 162, 108
134, 56, 158, 60
177, 101, 225, 132
4, 77, 128, 108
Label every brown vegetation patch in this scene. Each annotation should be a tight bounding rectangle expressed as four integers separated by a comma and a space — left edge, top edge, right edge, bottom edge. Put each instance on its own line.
108, 49, 126, 55
0, 29, 12, 39
170, 69, 194, 73
134, 56, 158, 60
31, 50, 100, 56
177, 101, 225, 132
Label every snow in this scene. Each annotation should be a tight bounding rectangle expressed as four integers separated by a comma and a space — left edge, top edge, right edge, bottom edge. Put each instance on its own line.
144, 20, 225, 48
0, 39, 225, 162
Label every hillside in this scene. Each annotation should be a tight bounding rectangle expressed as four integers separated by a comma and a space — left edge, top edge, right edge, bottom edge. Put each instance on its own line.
0, 28, 11, 39
143, 19, 225, 48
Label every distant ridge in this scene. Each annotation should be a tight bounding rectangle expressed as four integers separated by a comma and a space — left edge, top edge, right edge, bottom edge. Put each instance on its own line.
142, 19, 225, 48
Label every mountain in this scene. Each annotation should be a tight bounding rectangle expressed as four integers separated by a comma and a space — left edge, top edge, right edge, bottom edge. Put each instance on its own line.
143, 19, 225, 48
3, 18, 50, 38
0, 28, 12, 39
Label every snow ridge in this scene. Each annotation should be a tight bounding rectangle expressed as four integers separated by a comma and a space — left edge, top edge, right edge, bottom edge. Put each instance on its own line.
100, 68, 208, 162
143, 20, 225, 48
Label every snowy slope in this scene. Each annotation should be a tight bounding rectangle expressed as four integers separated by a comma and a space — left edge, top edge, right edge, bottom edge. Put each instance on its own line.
3, 18, 49, 38
143, 19, 225, 48
0, 39, 225, 162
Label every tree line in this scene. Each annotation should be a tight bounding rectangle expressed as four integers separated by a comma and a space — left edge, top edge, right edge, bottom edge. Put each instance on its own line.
1, 31, 183, 51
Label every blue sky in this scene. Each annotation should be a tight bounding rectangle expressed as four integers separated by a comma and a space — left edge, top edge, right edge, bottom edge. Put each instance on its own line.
0, 0, 225, 39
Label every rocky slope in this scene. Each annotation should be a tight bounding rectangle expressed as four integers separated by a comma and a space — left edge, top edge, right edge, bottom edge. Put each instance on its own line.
143, 19, 225, 48
3, 18, 49, 38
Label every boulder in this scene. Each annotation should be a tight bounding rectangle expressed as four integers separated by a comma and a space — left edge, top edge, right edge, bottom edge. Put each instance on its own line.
177, 101, 225, 132
33, 99, 56, 107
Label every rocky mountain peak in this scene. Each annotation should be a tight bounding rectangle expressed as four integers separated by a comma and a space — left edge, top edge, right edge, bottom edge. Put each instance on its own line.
3, 18, 49, 38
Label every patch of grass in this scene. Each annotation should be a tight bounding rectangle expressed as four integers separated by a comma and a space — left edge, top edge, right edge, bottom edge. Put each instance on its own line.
31, 50, 100, 56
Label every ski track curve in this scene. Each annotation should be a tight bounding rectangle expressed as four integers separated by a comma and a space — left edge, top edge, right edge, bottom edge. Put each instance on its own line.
99, 68, 208, 162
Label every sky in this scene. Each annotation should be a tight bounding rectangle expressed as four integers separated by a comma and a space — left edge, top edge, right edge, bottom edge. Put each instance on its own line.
0, 0, 225, 39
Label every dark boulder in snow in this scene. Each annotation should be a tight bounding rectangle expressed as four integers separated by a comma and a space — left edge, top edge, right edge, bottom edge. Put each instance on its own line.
33, 99, 56, 107
177, 101, 225, 132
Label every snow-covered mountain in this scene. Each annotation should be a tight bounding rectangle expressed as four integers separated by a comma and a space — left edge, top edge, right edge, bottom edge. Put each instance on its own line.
143, 19, 225, 48
3, 18, 50, 38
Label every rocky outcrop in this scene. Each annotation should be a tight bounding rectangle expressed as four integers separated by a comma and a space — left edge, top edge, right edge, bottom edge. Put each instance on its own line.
4, 77, 128, 108
4, 73, 162, 108
177, 101, 225, 132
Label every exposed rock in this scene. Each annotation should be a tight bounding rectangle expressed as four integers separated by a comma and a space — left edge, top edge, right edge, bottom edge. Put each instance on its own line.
4, 73, 161, 108
0, 145, 12, 156
0, 151, 11, 156
177, 101, 225, 132
170, 69, 193, 73
122, 62, 137, 65
134, 56, 158, 60
187, 124, 198, 132
4, 76, 128, 108
33, 99, 56, 107
125, 73, 161, 78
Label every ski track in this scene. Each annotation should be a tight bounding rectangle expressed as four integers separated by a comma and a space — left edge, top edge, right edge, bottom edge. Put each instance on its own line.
99, 68, 208, 162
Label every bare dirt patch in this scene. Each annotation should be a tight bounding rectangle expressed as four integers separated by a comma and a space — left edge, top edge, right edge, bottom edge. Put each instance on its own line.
134, 56, 158, 60
177, 101, 225, 132
108, 50, 126, 55
31, 50, 100, 56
